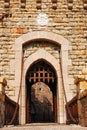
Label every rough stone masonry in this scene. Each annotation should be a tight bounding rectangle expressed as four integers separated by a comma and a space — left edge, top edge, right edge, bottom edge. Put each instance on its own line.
0, 0, 87, 123
0, 0, 86, 97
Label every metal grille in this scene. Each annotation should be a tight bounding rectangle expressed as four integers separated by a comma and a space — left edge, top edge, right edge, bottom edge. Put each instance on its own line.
27, 61, 56, 84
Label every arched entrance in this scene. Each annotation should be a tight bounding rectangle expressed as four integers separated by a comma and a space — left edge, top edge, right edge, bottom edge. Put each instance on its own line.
26, 60, 57, 123
13, 31, 71, 125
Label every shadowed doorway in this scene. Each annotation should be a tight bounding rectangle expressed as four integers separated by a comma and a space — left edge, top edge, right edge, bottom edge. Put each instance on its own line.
26, 60, 57, 123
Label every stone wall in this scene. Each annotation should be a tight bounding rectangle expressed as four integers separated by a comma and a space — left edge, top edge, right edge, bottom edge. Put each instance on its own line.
0, 0, 87, 98
23, 40, 60, 60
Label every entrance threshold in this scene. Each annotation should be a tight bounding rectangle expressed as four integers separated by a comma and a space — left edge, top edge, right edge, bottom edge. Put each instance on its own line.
25, 123, 59, 126
2, 124, 85, 130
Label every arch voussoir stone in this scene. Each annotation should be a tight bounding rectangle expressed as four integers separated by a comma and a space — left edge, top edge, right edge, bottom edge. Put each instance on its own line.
14, 31, 70, 125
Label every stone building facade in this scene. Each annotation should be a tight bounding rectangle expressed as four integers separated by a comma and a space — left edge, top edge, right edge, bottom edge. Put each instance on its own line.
0, 0, 87, 125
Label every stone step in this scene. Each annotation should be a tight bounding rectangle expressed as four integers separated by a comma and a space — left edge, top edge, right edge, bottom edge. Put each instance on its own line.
0, 124, 87, 130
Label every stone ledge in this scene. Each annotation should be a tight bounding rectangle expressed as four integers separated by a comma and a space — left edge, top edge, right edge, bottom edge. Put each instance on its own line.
0, 125, 87, 130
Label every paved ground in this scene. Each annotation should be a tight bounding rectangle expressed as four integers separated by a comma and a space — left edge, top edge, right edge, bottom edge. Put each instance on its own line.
0, 123, 87, 130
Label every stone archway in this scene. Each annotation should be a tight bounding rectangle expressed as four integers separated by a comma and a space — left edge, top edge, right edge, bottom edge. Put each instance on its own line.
26, 60, 57, 123
13, 31, 71, 125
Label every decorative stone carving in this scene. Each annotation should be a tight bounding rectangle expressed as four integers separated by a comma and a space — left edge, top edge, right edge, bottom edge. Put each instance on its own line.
36, 13, 49, 26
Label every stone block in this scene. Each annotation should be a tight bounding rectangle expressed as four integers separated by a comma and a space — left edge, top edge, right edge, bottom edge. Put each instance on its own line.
8, 90, 15, 96
4, 2, 9, 8
82, 68, 87, 75
21, 3, 26, 8
80, 81, 87, 90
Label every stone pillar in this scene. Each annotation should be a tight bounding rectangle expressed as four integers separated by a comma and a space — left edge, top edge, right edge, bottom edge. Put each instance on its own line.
0, 77, 7, 128
74, 68, 87, 126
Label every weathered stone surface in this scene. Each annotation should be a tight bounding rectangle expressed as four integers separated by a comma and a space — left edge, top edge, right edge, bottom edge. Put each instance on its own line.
80, 81, 87, 90
0, 125, 87, 130
0, 0, 87, 126
74, 69, 87, 127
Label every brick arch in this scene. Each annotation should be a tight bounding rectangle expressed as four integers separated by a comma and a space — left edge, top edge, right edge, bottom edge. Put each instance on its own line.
14, 31, 71, 125
14, 31, 69, 94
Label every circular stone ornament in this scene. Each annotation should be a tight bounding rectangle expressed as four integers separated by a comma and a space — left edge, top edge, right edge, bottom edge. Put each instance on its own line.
37, 13, 49, 26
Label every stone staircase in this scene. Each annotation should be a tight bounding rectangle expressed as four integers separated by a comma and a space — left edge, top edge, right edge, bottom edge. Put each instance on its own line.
0, 124, 87, 130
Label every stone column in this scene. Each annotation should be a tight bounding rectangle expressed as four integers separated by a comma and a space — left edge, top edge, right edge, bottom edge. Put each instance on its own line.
74, 68, 87, 126
0, 77, 7, 128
